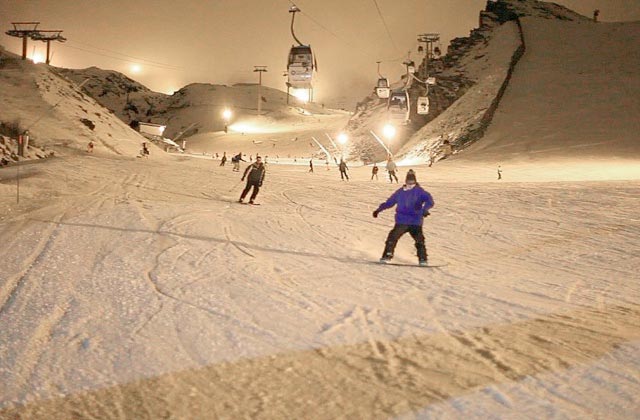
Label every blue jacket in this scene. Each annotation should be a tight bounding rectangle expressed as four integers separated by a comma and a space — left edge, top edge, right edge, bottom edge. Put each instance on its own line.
376, 184, 434, 226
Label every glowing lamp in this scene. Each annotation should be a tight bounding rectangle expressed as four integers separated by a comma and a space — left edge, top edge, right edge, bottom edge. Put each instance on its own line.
383, 124, 396, 139
31, 52, 45, 64
293, 89, 310, 103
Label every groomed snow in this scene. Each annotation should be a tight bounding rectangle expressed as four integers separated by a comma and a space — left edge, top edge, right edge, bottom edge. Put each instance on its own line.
1, 4, 639, 418
0, 153, 638, 418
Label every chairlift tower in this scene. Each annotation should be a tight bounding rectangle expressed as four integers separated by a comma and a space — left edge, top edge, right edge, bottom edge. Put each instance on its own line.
417, 33, 440, 80
6, 22, 40, 60
30, 30, 66, 65
253, 66, 268, 115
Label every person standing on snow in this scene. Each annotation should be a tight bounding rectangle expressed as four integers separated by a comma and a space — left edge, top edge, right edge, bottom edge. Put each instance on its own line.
372, 169, 434, 266
220, 152, 227, 166
386, 156, 399, 183
339, 159, 349, 180
231, 152, 245, 172
371, 163, 379, 180
309, 159, 314, 173
239, 155, 266, 204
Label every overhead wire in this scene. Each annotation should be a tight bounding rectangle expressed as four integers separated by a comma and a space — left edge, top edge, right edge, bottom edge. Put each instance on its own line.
371, 0, 399, 53
284, 0, 401, 64
64, 40, 183, 70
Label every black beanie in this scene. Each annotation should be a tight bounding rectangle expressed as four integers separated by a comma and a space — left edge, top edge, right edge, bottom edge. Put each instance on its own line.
405, 169, 417, 183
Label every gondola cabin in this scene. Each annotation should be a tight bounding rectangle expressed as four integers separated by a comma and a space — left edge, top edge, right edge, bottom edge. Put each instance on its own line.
287, 45, 314, 89
375, 77, 390, 99
417, 96, 429, 115
387, 90, 410, 124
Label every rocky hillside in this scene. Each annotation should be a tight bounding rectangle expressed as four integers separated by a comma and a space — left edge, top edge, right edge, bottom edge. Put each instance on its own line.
58, 67, 336, 139
0, 47, 151, 157
345, 0, 591, 164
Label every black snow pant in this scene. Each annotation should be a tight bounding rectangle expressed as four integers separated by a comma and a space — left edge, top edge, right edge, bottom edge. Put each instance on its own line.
389, 170, 398, 183
382, 224, 427, 261
340, 170, 349, 180
240, 180, 260, 201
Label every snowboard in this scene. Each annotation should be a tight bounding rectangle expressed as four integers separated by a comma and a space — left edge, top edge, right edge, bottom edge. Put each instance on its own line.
375, 261, 448, 268
239, 202, 261, 206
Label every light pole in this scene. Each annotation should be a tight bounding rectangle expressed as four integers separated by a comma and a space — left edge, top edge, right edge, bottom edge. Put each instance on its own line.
222, 108, 232, 133
337, 132, 348, 160
254, 66, 267, 116
383, 124, 396, 158
369, 126, 394, 157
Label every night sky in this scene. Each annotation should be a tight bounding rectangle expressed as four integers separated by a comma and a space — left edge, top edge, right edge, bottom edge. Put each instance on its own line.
2, 0, 639, 107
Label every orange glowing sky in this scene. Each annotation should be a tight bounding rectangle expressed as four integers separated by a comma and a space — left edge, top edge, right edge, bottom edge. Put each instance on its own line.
2, 0, 639, 107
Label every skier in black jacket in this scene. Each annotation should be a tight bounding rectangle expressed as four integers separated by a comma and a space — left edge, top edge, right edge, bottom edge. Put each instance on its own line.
339, 159, 349, 181
239, 156, 266, 204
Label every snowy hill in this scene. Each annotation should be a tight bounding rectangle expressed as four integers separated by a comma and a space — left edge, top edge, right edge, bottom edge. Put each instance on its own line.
463, 17, 640, 161
0, 48, 152, 157
59, 67, 340, 139
1, 1, 640, 418
397, 0, 640, 166
345, 0, 639, 166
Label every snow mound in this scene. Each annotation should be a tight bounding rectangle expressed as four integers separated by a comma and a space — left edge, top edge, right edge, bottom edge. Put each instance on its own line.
59, 68, 341, 140
465, 17, 640, 162
0, 48, 153, 157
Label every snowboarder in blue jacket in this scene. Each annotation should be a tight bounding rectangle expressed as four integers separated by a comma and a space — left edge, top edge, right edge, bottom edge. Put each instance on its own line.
373, 169, 434, 265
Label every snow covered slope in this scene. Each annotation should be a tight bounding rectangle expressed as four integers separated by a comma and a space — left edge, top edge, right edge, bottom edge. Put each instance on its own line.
465, 17, 640, 161
398, 0, 640, 168
60, 67, 338, 139
0, 49, 151, 157
1, 156, 638, 418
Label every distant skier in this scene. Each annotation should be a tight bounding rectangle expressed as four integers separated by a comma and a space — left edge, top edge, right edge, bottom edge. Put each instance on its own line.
497, 165, 502, 180
593, 9, 600, 22
309, 159, 314, 173
239, 155, 266, 204
373, 169, 434, 266
86, 141, 94, 153
440, 140, 453, 159
371, 163, 379, 180
386, 156, 399, 183
339, 159, 349, 180
231, 152, 245, 172
220, 152, 227, 166
141, 142, 150, 158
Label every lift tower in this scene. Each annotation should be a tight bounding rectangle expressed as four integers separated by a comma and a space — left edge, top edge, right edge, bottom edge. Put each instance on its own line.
6, 22, 41, 60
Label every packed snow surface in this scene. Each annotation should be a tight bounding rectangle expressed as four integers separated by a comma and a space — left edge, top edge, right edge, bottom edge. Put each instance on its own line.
0, 153, 638, 418
1, 5, 639, 418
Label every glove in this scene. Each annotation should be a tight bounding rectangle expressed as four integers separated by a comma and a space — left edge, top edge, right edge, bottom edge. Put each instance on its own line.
372, 210, 379, 218
241, 177, 245, 181
423, 211, 430, 218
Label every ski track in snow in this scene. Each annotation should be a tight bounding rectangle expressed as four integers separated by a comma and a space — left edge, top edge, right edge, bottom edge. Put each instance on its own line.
0, 155, 639, 418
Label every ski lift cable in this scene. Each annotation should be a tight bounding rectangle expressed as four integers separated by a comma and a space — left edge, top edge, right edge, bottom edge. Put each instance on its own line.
65, 40, 183, 70
371, 0, 399, 53
285, 0, 394, 64
60, 44, 185, 71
